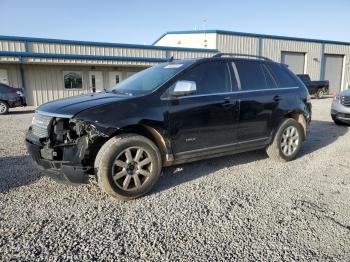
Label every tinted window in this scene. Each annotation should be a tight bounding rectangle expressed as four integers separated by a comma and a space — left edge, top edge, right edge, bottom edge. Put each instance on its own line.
179, 61, 231, 95
262, 65, 277, 89
234, 60, 267, 90
267, 63, 299, 88
110, 61, 193, 95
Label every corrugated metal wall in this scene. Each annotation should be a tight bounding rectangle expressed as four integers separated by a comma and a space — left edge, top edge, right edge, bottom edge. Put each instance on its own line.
23, 65, 148, 106
24, 57, 157, 67
0, 64, 22, 88
216, 33, 350, 90
262, 39, 322, 80
3, 32, 350, 106
168, 50, 214, 59
216, 34, 259, 55
25, 65, 88, 105
29, 42, 165, 58
0, 40, 25, 52
0, 37, 217, 106
0, 56, 20, 63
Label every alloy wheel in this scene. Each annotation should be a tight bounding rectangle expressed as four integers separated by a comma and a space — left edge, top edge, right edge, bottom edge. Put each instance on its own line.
0, 102, 7, 114
280, 126, 299, 156
112, 147, 153, 191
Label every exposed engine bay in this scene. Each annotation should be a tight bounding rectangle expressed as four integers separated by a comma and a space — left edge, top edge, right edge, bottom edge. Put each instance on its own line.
31, 114, 112, 172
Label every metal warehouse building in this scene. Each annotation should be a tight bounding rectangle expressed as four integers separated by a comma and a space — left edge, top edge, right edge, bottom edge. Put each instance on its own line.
0, 29, 349, 106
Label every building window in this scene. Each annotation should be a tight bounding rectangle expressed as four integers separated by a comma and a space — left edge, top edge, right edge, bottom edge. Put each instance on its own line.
63, 71, 83, 89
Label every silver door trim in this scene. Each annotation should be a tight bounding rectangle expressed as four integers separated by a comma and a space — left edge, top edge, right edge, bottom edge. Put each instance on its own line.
161, 86, 299, 101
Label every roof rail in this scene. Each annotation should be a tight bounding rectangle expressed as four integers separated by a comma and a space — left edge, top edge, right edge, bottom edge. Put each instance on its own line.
213, 53, 272, 61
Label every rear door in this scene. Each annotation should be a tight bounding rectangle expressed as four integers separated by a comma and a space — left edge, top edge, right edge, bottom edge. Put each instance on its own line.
233, 60, 279, 145
165, 60, 240, 154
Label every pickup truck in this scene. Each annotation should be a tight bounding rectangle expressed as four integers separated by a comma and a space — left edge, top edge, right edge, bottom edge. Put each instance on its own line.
297, 74, 329, 99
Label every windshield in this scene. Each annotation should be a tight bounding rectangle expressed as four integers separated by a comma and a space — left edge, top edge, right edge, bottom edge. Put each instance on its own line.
108, 61, 193, 95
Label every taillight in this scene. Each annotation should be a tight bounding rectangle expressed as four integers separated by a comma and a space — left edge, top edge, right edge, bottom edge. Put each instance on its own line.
10, 88, 17, 93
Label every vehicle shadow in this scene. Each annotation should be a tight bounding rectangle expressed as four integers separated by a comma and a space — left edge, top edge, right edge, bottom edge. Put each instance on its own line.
154, 120, 348, 194
154, 149, 268, 194
299, 120, 349, 157
0, 155, 42, 193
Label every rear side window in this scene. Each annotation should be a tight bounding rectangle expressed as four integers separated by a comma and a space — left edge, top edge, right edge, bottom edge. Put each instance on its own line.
261, 65, 277, 89
234, 60, 267, 90
179, 61, 231, 95
267, 63, 299, 88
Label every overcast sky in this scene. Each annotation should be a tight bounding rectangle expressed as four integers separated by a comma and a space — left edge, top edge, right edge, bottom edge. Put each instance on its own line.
1, 0, 349, 44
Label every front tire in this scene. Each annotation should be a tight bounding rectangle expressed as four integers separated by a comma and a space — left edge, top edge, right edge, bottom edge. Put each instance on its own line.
0, 101, 9, 115
266, 118, 304, 162
95, 134, 162, 200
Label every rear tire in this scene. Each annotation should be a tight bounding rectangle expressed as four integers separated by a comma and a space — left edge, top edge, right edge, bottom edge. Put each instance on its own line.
0, 101, 9, 115
95, 134, 162, 200
266, 118, 304, 162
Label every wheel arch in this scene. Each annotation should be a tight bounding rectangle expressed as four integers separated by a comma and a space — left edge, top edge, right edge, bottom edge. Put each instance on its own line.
286, 111, 307, 139
270, 110, 308, 143
111, 124, 173, 166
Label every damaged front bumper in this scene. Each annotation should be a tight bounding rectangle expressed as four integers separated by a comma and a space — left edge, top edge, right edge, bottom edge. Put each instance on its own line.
25, 113, 114, 185
25, 129, 92, 184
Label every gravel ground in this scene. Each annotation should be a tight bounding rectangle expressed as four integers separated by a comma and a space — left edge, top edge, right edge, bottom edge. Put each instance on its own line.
0, 99, 349, 261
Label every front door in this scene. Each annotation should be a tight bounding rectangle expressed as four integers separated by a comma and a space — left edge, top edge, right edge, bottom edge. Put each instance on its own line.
88, 71, 103, 92
109, 71, 122, 88
166, 61, 239, 155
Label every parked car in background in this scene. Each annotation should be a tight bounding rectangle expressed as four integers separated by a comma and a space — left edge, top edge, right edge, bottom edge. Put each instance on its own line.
26, 54, 312, 200
0, 83, 26, 115
297, 74, 329, 99
331, 88, 350, 125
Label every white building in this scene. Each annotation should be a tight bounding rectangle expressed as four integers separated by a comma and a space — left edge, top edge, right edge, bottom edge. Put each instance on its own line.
0, 29, 349, 106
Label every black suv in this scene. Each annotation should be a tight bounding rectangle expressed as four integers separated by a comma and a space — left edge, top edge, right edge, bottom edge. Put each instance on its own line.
26, 54, 312, 200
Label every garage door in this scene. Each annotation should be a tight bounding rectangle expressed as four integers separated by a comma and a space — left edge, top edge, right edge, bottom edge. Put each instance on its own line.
323, 54, 343, 94
281, 52, 305, 74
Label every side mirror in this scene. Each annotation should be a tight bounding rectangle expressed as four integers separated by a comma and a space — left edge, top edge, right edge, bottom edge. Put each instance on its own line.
170, 80, 197, 97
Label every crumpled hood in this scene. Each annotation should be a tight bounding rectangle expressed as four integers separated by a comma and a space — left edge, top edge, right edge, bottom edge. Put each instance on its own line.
36, 92, 132, 117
